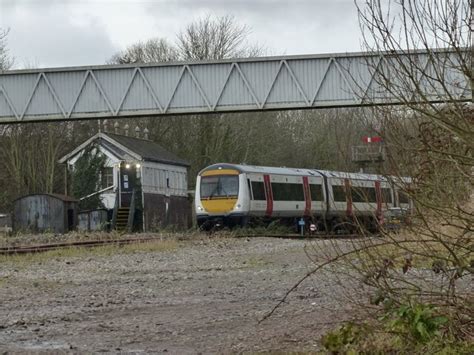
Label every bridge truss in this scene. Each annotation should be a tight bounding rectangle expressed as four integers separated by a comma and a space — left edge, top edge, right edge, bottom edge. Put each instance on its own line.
0, 50, 470, 123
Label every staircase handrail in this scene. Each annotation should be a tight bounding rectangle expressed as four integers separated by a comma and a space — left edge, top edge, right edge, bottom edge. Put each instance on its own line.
127, 188, 136, 233
112, 188, 119, 230
79, 185, 114, 201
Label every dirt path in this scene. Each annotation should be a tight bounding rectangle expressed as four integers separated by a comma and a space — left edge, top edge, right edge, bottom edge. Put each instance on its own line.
0, 236, 359, 353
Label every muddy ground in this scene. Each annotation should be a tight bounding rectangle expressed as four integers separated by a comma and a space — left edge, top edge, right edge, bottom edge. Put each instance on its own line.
0, 235, 364, 353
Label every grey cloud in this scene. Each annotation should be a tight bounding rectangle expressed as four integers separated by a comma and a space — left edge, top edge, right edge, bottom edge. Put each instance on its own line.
0, 0, 363, 68
1, 0, 119, 68
143, 0, 362, 55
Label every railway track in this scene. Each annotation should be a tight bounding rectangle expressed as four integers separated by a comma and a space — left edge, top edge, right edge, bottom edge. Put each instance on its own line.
234, 233, 364, 239
0, 233, 369, 256
0, 237, 161, 256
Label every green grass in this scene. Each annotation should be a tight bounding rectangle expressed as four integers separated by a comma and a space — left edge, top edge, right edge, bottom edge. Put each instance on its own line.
0, 239, 180, 267
243, 256, 271, 268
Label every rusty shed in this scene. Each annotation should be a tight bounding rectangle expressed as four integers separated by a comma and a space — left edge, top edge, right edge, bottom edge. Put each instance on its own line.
13, 194, 78, 234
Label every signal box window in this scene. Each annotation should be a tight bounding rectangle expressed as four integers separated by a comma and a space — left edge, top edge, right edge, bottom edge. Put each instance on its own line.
251, 181, 266, 200
101, 167, 114, 189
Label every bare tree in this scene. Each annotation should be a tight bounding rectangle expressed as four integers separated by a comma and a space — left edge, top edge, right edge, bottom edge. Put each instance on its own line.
176, 14, 264, 60
264, 1, 473, 352
0, 28, 14, 70
107, 15, 267, 181
108, 37, 178, 64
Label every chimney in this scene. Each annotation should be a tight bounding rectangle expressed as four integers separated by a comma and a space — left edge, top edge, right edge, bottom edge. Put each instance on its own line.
143, 127, 149, 140
135, 126, 140, 138
114, 121, 119, 134
103, 119, 108, 133
124, 124, 129, 136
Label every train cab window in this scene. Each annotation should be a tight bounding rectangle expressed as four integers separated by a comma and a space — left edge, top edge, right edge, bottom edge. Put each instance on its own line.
398, 191, 410, 204
332, 185, 347, 202
382, 188, 392, 203
251, 181, 266, 200
271, 183, 304, 201
200, 175, 239, 198
352, 187, 377, 203
310, 184, 323, 201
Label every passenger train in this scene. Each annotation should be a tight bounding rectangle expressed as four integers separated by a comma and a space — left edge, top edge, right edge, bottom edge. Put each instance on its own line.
195, 163, 411, 232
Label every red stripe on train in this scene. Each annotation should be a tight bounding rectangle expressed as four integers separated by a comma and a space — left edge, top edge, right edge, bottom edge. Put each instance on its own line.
375, 180, 383, 223
302, 176, 311, 216
263, 175, 273, 217
344, 178, 353, 216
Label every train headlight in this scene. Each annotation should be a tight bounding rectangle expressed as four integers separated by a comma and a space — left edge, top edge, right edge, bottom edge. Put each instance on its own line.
236, 204, 241, 209
197, 206, 203, 211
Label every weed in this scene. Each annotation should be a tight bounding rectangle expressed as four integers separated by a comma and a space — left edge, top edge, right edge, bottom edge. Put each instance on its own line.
0, 240, 180, 267
244, 256, 270, 268
385, 303, 448, 343
320, 302, 473, 354
321, 322, 365, 353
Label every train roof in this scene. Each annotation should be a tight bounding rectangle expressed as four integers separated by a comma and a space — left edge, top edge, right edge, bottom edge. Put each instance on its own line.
199, 163, 394, 181
199, 163, 316, 176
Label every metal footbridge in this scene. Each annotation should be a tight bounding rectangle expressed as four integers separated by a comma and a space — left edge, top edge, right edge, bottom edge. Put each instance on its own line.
0, 49, 470, 123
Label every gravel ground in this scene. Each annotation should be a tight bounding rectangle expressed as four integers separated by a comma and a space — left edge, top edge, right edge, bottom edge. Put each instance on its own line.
0, 235, 361, 353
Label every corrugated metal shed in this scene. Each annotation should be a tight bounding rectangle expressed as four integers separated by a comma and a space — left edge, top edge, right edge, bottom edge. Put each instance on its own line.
0, 213, 11, 233
78, 209, 109, 231
12, 194, 78, 234
0, 50, 469, 123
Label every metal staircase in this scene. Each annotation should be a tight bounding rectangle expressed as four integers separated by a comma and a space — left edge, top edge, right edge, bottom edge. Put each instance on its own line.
111, 188, 140, 232
115, 207, 130, 230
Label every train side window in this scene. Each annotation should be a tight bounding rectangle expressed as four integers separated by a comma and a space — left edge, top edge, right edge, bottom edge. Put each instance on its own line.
352, 187, 376, 203
332, 185, 346, 202
398, 191, 410, 204
251, 181, 266, 200
310, 184, 323, 201
271, 183, 304, 201
382, 188, 392, 203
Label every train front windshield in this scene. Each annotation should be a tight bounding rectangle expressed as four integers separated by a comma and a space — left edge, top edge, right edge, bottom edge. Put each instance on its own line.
200, 175, 239, 199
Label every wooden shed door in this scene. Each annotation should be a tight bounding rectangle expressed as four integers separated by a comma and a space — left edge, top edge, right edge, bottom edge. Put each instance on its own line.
67, 209, 74, 231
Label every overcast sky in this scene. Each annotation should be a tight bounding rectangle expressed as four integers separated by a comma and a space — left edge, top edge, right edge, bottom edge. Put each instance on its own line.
0, 0, 364, 69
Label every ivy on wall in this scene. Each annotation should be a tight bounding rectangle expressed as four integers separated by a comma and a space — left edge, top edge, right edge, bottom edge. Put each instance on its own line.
71, 144, 107, 210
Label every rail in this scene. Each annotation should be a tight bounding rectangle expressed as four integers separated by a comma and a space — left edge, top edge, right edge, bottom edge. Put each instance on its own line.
0, 233, 374, 255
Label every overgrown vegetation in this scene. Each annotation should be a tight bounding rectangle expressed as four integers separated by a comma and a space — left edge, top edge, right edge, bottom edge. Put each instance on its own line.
315, 1, 474, 352
71, 144, 107, 210
0, 27, 13, 70
0, 239, 180, 268
321, 302, 473, 354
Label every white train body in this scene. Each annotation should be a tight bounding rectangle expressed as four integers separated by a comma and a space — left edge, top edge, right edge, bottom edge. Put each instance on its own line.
195, 163, 411, 231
